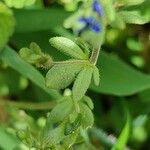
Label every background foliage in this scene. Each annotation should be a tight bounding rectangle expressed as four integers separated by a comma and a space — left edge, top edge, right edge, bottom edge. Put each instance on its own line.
0, 0, 150, 149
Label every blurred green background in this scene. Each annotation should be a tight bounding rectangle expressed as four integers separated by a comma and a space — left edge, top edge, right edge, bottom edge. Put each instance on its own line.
0, 0, 150, 149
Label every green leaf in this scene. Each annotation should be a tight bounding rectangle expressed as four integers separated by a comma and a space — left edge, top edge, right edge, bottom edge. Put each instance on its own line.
90, 51, 150, 96
72, 66, 93, 101
0, 2, 15, 51
83, 96, 94, 110
75, 37, 90, 56
92, 66, 100, 86
49, 37, 87, 59
0, 46, 61, 99
48, 97, 73, 123
111, 112, 130, 150
62, 131, 78, 149
4, 0, 36, 8
64, 114, 82, 135
42, 123, 65, 147
79, 102, 94, 128
46, 63, 83, 89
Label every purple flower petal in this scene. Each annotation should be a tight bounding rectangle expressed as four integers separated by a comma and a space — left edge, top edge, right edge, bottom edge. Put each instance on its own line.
93, 0, 103, 16
79, 17, 95, 24
78, 16, 101, 33
90, 23, 101, 32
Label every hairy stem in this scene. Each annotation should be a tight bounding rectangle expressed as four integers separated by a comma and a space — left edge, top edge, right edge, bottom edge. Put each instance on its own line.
38, 59, 90, 69
90, 47, 101, 65
90, 19, 106, 65
52, 60, 90, 65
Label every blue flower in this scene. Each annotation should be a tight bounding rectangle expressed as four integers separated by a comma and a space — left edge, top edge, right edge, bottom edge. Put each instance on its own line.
79, 16, 101, 32
93, 0, 103, 16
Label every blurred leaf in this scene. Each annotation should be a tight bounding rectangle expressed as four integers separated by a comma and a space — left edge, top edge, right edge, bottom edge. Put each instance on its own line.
119, 10, 149, 24
46, 63, 83, 89
0, 46, 61, 99
0, 2, 15, 51
3, 0, 36, 8
13, 8, 70, 33
119, 0, 150, 24
49, 37, 87, 59
73, 66, 93, 101
0, 69, 24, 96
111, 112, 130, 150
88, 128, 114, 148
104, 0, 116, 23
91, 52, 150, 96
118, 0, 145, 6
0, 127, 19, 150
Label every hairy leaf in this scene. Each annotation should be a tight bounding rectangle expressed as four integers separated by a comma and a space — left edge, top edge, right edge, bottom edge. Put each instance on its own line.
75, 37, 90, 56
42, 123, 65, 147
92, 66, 100, 86
64, 114, 82, 135
72, 66, 93, 101
0, 2, 15, 51
48, 97, 73, 123
79, 102, 94, 128
49, 37, 87, 59
83, 96, 94, 110
46, 63, 83, 89
62, 131, 78, 149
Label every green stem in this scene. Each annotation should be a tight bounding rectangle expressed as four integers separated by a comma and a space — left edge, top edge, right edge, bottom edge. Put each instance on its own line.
52, 60, 89, 65
39, 60, 90, 69
0, 100, 56, 110
90, 19, 106, 65
90, 47, 101, 65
